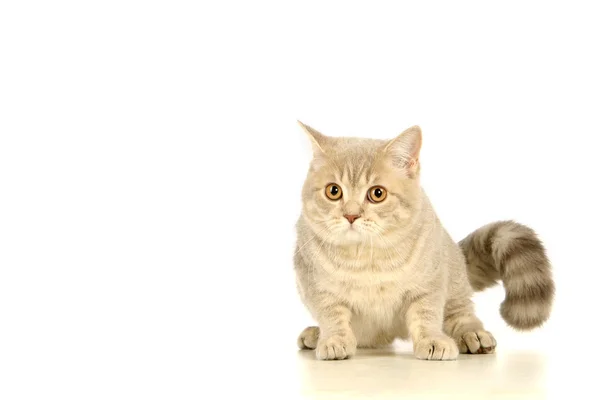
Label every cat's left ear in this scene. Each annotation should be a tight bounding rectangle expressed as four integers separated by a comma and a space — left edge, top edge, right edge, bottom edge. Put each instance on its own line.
383, 125, 422, 173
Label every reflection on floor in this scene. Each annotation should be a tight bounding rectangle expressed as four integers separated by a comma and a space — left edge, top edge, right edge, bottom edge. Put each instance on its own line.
296, 342, 554, 399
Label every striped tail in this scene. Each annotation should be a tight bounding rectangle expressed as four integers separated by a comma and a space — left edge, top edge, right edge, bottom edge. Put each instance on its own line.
459, 220, 555, 330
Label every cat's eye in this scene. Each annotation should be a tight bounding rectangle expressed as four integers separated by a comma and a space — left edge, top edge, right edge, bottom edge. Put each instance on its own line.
367, 186, 387, 203
325, 183, 343, 200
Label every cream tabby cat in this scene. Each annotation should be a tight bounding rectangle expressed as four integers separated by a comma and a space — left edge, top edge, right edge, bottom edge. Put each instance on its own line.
294, 122, 554, 361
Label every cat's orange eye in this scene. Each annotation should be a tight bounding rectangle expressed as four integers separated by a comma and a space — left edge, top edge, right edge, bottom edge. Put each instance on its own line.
325, 183, 343, 201
367, 186, 387, 203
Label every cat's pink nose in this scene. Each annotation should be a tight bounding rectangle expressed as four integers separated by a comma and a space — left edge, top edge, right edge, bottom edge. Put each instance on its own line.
344, 214, 360, 224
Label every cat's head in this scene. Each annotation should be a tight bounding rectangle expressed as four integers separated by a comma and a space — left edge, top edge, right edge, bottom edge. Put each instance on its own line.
298, 121, 423, 245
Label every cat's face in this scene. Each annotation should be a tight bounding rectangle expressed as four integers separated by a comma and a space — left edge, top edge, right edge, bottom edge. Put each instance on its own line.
299, 122, 423, 246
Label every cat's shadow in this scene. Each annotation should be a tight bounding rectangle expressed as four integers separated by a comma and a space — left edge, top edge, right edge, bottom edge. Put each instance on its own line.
297, 344, 415, 361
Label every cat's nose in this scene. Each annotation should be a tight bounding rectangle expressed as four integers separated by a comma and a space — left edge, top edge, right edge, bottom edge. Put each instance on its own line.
344, 214, 360, 224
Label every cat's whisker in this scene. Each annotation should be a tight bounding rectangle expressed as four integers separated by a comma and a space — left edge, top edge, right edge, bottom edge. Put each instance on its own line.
369, 235, 374, 270
378, 234, 405, 260
306, 230, 335, 290
311, 230, 334, 262
375, 232, 396, 269
294, 225, 330, 256
356, 236, 366, 267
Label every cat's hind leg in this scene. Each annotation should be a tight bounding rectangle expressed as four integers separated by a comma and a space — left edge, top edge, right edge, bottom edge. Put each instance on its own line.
297, 326, 320, 350
444, 298, 496, 354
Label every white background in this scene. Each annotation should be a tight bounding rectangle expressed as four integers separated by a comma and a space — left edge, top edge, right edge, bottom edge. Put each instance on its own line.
1, 1, 599, 399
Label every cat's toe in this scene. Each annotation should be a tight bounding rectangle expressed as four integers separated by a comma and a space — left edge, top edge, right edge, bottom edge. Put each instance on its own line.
414, 335, 459, 361
457, 330, 496, 354
315, 333, 357, 360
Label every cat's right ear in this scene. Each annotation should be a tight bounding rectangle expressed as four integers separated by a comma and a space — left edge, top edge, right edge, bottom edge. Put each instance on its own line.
297, 120, 328, 157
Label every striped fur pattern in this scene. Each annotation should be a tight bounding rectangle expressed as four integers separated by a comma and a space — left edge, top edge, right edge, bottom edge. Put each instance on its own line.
459, 221, 554, 330
294, 122, 554, 361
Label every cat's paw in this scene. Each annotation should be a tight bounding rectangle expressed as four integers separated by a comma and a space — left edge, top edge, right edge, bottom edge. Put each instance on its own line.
414, 335, 459, 361
297, 326, 320, 349
456, 330, 496, 354
315, 332, 357, 360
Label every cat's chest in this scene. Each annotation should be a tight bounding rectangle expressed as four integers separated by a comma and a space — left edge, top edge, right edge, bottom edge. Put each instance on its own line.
344, 280, 402, 310
318, 260, 408, 307
311, 242, 419, 305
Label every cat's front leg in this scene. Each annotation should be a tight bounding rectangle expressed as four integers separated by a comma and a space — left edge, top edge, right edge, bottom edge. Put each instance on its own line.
314, 304, 357, 360
405, 293, 459, 361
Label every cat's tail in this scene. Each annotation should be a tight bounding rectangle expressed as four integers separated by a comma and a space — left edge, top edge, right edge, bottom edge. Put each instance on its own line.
459, 220, 555, 331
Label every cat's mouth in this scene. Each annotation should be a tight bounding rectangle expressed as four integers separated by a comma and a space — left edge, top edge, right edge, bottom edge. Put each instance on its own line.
319, 219, 379, 243
342, 222, 371, 239
343, 228, 363, 241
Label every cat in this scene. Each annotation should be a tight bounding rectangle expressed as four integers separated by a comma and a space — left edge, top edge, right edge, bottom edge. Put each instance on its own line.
293, 121, 554, 361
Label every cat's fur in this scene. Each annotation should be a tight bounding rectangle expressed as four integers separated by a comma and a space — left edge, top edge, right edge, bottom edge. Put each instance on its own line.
293, 122, 554, 361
